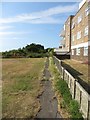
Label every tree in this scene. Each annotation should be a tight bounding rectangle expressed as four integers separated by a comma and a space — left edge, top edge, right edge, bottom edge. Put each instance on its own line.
2, 43, 52, 58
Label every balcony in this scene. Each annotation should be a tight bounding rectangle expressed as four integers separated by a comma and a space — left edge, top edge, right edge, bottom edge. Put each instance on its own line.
59, 29, 65, 37
54, 48, 68, 52
54, 48, 70, 55
60, 39, 65, 46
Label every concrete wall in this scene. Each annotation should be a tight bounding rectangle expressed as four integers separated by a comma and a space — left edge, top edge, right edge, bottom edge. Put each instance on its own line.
53, 56, 90, 119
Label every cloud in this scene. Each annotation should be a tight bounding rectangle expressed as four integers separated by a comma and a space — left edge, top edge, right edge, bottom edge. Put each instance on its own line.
0, 32, 15, 36
0, 37, 25, 40
26, 17, 66, 24
0, 4, 78, 24
0, 31, 32, 37
0, 25, 13, 30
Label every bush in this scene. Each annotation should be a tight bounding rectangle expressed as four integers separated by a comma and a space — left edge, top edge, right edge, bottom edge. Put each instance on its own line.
2, 43, 51, 58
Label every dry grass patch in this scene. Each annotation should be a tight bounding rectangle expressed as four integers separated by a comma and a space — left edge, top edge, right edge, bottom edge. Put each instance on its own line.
2, 58, 45, 118
62, 59, 89, 84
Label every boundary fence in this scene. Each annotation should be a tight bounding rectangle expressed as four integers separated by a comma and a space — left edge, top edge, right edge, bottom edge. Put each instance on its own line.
53, 56, 90, 119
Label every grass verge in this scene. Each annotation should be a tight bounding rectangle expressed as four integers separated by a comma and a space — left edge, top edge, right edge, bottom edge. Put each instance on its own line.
62, 59, 88, 84
49, 57, 83, 119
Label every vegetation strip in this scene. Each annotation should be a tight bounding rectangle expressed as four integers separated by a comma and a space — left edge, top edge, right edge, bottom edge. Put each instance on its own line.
49, 57, 83, 119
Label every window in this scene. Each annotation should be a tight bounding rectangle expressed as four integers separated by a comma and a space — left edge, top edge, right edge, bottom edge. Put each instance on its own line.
84, 46, 88, 56
72, 35, 75, 41
85, 6, 90, 16
77, 15, 82, 24
76, 48, 80, 55
77, 31, 81, 39
72, 49, 74, 55
84, 26, 88, 36
71, 22, 75, 29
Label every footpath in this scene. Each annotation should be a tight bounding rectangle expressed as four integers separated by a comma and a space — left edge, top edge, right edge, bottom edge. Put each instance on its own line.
36, 58, 62, 118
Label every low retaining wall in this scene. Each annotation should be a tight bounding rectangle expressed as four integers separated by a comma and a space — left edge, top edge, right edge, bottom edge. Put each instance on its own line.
53, 56, 90, 119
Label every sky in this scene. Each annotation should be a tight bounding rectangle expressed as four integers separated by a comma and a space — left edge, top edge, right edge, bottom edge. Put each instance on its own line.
0, 1, 81, 52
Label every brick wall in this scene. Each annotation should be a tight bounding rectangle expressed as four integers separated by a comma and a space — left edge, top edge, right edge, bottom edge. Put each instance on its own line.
71, 47, 88, 62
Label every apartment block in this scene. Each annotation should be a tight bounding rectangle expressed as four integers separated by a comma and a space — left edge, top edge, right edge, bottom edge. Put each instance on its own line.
71, 0, 90, 62
58, 0, 90, 63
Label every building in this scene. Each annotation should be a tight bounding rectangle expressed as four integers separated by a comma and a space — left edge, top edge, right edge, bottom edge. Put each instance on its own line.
71, 0, 90, 62
55, 0, 90, 63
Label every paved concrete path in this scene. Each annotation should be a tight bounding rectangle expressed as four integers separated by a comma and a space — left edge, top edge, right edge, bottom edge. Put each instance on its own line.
36, 58, 62, 118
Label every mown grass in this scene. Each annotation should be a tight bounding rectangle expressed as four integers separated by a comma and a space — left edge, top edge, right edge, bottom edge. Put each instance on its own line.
49, 57, 83, 119
2, 58, 45, 118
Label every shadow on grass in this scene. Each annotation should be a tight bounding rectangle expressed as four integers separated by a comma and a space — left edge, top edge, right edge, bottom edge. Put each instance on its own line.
62, 62, 90, 94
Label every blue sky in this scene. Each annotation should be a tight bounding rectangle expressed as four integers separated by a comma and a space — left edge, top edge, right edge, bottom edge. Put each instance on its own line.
0, 2, 80, 52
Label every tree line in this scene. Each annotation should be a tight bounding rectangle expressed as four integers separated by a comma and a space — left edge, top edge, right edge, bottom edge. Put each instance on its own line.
2, 43, 54, 58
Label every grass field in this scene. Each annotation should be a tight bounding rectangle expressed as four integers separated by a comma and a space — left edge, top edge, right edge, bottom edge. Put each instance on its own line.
62, 59, 89, 84
2, 58, 45, 118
